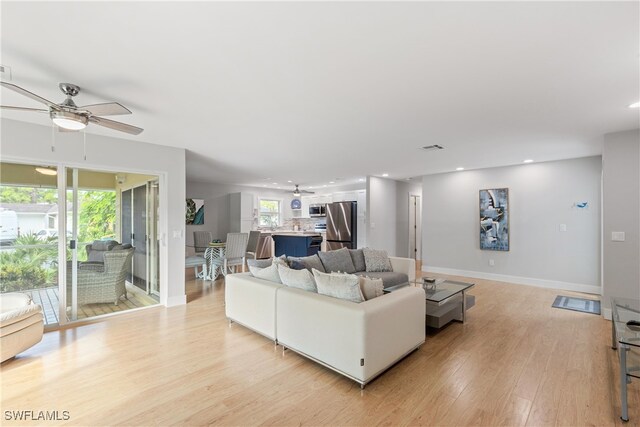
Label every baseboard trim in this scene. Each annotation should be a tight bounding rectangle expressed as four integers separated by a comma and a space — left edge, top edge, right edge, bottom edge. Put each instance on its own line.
166, 294, 187, 307
422, 266, 601, 295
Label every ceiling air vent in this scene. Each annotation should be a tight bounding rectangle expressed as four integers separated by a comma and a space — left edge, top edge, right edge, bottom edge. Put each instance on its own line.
421, 144, 444, 152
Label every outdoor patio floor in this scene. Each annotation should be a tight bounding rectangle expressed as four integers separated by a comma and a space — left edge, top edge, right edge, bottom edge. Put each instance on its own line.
26, 284, 158, 326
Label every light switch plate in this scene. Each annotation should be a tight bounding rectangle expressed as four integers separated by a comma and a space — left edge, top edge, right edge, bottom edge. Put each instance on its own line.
612, 232, 625, 242
559, 224, 567, 232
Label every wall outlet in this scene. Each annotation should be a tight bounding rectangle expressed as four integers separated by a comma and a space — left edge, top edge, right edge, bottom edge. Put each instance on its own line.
489, 259, 495, 266
612, 231, 626, 242
559, 224, 567, 232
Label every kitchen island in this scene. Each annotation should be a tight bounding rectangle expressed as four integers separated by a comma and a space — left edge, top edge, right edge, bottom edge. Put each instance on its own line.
272, 233, 323, 257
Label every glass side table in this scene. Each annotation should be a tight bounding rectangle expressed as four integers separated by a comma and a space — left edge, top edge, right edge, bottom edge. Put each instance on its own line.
611, 297, 640, 422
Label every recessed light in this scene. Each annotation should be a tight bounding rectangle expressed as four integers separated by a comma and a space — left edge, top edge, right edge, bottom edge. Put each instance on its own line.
272, 182, 278, 185
629, 102, 640, 108
382, 173, 389, 177
309, 186, 314, 189
456, 167, 464, 171
35, 166, 57, 176
329, 181, 335, 184
287, 180, 292, 183
358, 178, 365, 182
523, 159, 534, 163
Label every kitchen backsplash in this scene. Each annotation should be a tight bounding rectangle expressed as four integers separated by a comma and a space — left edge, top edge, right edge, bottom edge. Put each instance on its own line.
258, 217, 325, 231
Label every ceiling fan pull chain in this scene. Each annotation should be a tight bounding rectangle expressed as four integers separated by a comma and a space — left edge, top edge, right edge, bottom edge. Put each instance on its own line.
50, 122, 56, 152
83, 130, 87, 161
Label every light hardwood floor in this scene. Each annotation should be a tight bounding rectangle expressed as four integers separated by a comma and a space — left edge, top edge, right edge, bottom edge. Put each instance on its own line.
1, 272, 637, 426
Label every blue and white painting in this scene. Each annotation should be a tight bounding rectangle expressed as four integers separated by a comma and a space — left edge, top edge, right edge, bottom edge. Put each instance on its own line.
479, 188, 509, 251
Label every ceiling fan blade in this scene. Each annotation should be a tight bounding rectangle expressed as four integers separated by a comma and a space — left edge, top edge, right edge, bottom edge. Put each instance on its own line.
0, 82, 60, 110
80, 102, 131, 116
89, 116, 143, 135
0, 105, 48, 113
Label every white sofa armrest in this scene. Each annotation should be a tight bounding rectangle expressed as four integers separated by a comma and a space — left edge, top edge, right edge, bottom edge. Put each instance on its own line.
361, 286, 425, 381
225, 273, 285, 341
389, 256, 416, 283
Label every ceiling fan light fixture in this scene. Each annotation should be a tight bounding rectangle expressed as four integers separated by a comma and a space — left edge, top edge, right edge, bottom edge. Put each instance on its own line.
50, 110, 87, 130
35, 166, 57, 176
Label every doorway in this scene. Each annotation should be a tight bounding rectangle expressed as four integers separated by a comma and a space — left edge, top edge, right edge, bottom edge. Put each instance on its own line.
409, 194, 422, 264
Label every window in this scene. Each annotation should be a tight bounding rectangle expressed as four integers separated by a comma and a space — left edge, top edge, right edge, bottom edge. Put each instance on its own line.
259, 199, 281, 227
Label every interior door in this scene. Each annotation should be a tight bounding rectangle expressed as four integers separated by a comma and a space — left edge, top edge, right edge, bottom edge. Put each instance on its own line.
148, 181, 160, 296
121, 189, 133, 283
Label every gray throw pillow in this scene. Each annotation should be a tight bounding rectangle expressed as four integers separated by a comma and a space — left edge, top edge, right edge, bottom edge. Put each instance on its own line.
312, 269, 364, 303
349, 249, 366, 272
287, 254, 326, 273
247, 258, 272, 268
278, 265, 317, 292
318, 247, 356, 274
363, 248, 393, 272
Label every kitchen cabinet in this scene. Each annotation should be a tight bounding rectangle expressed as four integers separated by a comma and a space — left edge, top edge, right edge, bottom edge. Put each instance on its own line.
273, 234, 323, 257
229, 192, 254, 233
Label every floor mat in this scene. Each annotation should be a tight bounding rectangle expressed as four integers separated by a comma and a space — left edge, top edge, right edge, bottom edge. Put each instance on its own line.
552, 295, 601, 315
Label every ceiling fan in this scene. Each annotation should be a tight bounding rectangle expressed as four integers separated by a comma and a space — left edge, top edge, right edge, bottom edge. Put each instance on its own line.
287, 184, 315, 197
0, 82, 143, 135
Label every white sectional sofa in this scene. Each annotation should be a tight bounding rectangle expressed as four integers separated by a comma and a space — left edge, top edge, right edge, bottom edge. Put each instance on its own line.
225, 256, 426, 388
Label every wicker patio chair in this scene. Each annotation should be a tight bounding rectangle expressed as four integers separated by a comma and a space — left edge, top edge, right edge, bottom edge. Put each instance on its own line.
210, 233, 248, 276
67, 248, 134, 306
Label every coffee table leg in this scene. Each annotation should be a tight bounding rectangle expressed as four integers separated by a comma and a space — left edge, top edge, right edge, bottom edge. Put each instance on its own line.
462, 291, 466, 323
620, 344, 629, 422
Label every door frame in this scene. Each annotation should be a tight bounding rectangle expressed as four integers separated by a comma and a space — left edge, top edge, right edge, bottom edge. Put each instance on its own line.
408, 193, 422, 262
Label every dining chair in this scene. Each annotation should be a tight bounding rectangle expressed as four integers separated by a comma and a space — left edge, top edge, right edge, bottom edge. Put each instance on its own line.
246, 230, 261, 260
193, 231, 213, 256
210, 232, 249, 276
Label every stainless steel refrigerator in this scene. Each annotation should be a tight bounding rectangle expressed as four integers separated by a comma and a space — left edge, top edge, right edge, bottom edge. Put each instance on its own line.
326, 201, 357, 250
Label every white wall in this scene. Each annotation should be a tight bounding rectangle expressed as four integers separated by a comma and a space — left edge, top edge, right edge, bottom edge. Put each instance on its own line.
602, 129, 640, 314
366, 176, 398, 255
1, 119, 187, 307
421, 157, 602, 293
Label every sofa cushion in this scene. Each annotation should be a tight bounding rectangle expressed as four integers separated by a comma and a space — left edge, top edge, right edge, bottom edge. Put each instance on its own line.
287, 254, 326, 273
358, 276, 384, 301
113, 243, 133, 250
248, 264, 282, 284
312, 269, 364, 303
363, 248, 393, 272
349, 249, 366, 272
247, 258, 272, 268
278, 265, 317, 292
355, 271, 409, 289
92, 240, 118, 251
318, 247, 356, 274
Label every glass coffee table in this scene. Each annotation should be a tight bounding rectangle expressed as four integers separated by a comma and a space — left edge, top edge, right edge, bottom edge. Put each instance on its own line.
421, 279, 475, 328
611, 297, 640, 422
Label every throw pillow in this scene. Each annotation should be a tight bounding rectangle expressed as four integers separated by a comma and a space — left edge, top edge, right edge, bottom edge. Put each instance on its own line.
287, 254, 326, 273
277, 265, 317, 292
312, 269, 364, 303
318, 247, 356, 274
358, 276, 384, 301
248, 264, 282, 284
247, 258, 272, 269
349, 249, 366, 272
272, 254, 289, 267
363, 248, 393, 272
289, 259, 306, 270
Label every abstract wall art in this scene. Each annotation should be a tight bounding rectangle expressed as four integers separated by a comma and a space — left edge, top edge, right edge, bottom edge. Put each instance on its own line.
186, 198, 205, 225
479, 188, 509, 251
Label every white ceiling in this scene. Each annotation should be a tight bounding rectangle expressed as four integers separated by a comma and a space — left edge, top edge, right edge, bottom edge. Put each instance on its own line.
1, 2, 638, 191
